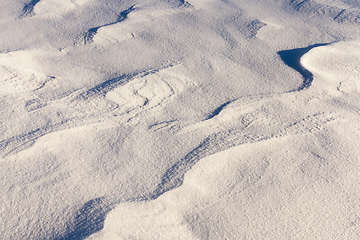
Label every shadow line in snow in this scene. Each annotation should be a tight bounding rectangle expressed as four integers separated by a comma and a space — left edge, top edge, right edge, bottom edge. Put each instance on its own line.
79, 62, 178, 100
150, 111, 335, 200
19, 0, 41, 18
26, 43, 335, 238
277, 43, 330, 91
34, 43, 336, 238
84, 5, 137, 44
0, 120, 71, 157
205, 100, 233, 120
150, 43, 336, 199
202, 44, 332, 130
58, 112, 335, 239
55, 198, 118, 240
149, 131, 267, 199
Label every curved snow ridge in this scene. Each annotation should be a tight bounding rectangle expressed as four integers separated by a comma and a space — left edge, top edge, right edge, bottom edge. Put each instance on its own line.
86, 41, 360, 239
300, 41, 360, 95
83, 5, 137, 44
277, 43, 329, 92
82, 0, 192, 44
87, 142, 270, 240
92, 6, 192, 46
34, 0, 90, 17
181, 41, 358, 136
152, 112, 336, 199
19, 0, 90, 18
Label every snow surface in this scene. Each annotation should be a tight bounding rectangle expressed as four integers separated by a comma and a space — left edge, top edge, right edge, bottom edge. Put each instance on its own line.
1, 0, 360, 239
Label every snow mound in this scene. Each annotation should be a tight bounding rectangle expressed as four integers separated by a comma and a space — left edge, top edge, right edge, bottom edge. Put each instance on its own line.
92, 9, 183, 45
34, 0, 90, 17
87, 41, 360, 239
0, 51, 51, 96
301, 41, 360, 95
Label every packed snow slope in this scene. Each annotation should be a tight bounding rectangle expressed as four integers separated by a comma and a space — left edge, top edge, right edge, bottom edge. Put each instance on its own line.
0, 0, 360, 239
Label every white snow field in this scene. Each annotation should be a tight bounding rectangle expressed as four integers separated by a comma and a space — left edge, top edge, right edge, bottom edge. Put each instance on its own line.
0, 0, 360, 239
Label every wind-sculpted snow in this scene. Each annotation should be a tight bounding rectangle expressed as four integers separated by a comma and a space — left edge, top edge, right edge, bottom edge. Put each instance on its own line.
0, 63, 188, 158
278, 43, 329, 91
83, 1, 192, 44
151, 113, 336, 199
58, 198, 119, 240
90, 6, 193, 46
78, 63, 178, 100
2, 0, 360, 239
71, 63, 190, 119
83, 5, 137, 44
19, 0, 91, 18
287, 0, 360, 23
0, 121, 67, 157
86, 41, 360, 239
35, 0, 90, 17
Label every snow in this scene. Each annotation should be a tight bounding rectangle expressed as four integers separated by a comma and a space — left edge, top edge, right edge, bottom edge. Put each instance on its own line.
1, 0, 360, 239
